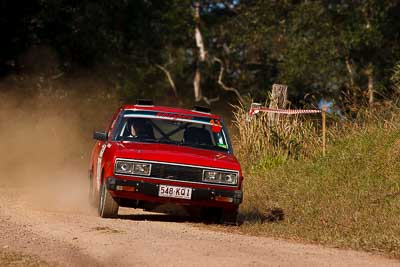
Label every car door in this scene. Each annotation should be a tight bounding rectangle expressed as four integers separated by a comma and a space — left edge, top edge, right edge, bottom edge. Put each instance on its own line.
91, 108, 122, 191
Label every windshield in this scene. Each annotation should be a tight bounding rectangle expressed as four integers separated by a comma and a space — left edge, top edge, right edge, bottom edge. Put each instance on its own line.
114, 110, 230, 152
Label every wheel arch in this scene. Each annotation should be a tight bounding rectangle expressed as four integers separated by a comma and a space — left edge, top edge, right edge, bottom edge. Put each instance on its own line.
101, 168, 105, 185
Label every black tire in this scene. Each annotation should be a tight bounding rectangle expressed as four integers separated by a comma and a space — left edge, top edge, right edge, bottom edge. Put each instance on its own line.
201, 207, 238, 225
98, 182, 119, 218
201, 207, 223, 224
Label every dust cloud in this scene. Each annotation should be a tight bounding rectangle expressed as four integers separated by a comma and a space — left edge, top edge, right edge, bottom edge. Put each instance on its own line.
0, 74, 119, 214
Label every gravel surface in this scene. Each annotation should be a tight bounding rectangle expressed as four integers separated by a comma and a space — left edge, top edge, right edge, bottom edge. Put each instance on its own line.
0, 187, 399, 267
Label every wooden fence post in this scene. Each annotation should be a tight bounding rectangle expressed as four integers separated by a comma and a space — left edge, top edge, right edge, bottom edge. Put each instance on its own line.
268, 84, 288, 125
322, 106, 327, 156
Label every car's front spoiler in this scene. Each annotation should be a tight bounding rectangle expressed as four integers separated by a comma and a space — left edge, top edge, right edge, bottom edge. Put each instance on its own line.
106, 176, 243, 205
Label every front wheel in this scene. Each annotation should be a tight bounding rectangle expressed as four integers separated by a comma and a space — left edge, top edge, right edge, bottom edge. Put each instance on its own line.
98, 183, 119, 218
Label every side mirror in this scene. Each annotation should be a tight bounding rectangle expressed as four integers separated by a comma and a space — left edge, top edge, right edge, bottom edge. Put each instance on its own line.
93, 131, 108, 141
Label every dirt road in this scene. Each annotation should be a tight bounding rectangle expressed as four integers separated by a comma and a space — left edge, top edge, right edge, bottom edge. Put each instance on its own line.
0, 186, 398, 267
0, 90, 398, 266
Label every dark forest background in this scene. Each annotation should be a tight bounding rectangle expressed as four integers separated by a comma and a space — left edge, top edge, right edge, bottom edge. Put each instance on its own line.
2, 0, 400, 110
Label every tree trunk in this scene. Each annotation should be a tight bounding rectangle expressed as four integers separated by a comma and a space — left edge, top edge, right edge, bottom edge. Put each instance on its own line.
366, 63, 374, 106
155, 64, 178, 98
193, 67, 202, 102
213, 57, 244, 103
193, 1, 206, 102
268, 84, 288, 125
345, 56, 355, 89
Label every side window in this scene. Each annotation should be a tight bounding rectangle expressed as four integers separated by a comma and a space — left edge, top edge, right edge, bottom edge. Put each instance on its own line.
118, 121, 128, 138
109, 110, 123, 140
108, 120, 114, 136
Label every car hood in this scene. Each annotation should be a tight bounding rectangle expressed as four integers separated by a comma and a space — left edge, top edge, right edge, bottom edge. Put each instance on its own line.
112, 141, 241, 171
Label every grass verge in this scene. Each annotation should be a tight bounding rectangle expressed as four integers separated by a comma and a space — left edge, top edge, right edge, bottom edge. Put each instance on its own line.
238, 124, 400, 258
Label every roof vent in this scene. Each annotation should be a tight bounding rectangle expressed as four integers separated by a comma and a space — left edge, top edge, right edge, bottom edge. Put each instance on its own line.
136, 99, 154, 106
193, 105, 211, 113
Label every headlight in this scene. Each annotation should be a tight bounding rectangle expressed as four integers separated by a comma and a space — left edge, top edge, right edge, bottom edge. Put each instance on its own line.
115, 160, 151, 176
203, 170, 238, 185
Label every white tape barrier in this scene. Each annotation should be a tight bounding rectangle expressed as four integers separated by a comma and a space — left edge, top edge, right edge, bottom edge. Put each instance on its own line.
249, 107, 321, 116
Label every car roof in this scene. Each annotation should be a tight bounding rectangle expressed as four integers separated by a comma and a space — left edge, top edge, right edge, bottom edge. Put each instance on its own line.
121, 104, 221, 119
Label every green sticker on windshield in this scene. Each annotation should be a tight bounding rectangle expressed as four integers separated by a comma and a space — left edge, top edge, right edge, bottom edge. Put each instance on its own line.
217, 143, 227, 149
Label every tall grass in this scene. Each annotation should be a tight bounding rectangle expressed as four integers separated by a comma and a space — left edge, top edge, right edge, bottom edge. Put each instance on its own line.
233, 103, 400, 170
233, 103, 400, 258
232, 104, 322, 171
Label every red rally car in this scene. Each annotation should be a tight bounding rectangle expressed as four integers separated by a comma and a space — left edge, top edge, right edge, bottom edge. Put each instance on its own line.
89, 100, 243, 224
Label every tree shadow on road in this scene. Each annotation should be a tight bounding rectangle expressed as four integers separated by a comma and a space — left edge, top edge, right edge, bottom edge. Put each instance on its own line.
117, 205, 202, 223
116, 207, 285, 226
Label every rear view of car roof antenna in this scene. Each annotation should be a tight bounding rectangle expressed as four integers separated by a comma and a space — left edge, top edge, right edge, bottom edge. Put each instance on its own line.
193, 105, 211, 113
136, 99, 154, 106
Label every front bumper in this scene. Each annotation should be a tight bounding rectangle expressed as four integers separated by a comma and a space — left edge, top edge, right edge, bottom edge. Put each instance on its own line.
106, 176, 243, 206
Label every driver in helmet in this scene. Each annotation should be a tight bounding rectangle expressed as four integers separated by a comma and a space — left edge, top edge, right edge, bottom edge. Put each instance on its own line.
128, 118, 154, 139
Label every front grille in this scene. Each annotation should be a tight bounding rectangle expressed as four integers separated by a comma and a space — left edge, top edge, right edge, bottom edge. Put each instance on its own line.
115, 159, 239, 186
150, 163, 204, 183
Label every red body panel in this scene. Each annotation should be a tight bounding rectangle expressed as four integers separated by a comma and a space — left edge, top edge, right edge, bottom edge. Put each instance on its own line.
89, 104, 243, 209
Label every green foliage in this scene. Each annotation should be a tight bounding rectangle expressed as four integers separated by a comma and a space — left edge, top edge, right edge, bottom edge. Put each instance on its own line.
224, 1, 400, 105
2, 1, 400, 107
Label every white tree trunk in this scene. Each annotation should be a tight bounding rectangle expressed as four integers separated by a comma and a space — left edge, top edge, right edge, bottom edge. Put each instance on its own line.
195, 28, 206, 62
345, 56, 355, 89
193, 2, 207, 103
193, 68, 202, 102
367, 71, 374, 105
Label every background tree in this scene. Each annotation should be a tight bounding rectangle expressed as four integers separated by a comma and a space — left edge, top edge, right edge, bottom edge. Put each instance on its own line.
1, 0, 400, 110
221, 0, 400, 109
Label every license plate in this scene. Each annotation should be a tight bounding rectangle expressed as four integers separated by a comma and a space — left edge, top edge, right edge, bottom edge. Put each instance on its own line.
158, 185, 192, 200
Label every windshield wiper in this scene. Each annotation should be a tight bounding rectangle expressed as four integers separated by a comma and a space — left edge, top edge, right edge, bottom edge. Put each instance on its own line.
122, 137, 158, 143
157, 139, 182, 145
123, 137, 226, 150
135, 138, 182, 146
181, 142, 227, 151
